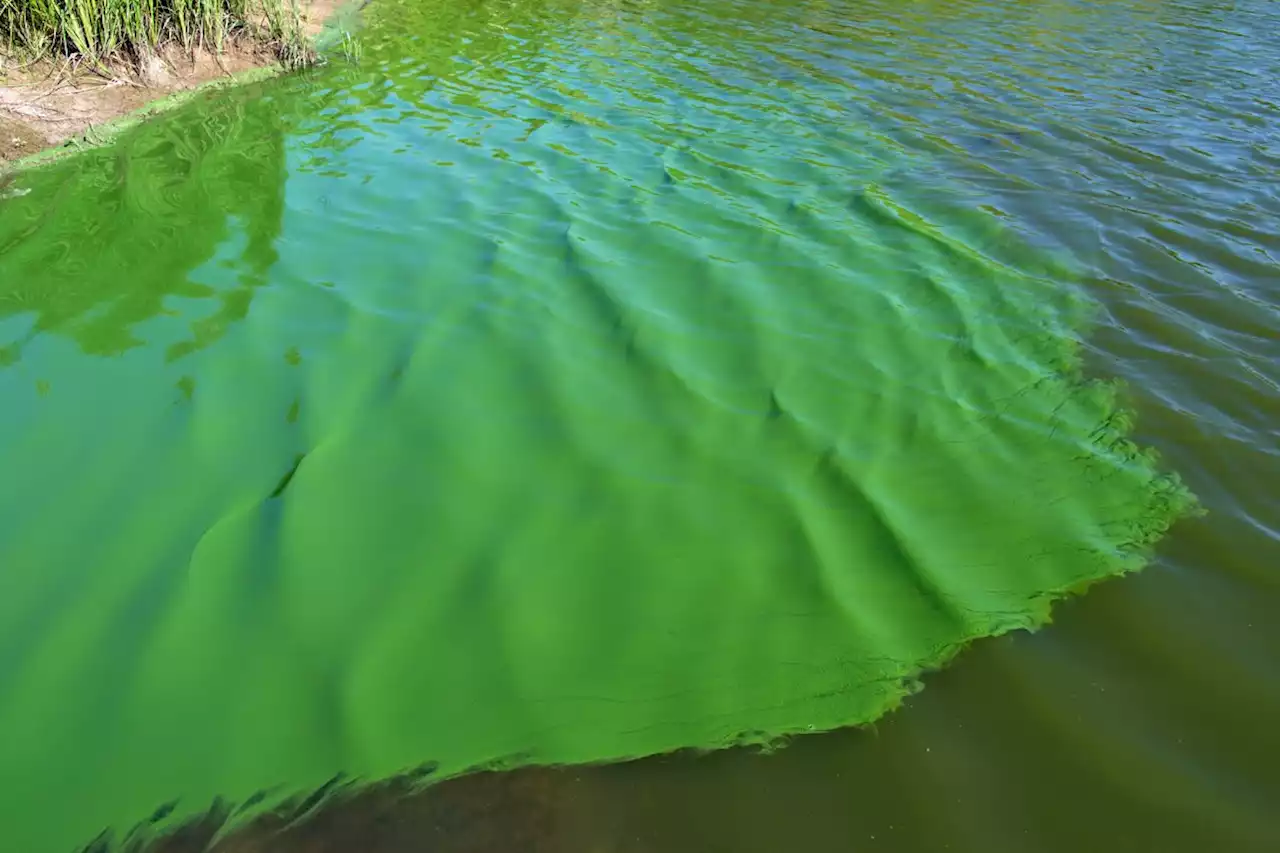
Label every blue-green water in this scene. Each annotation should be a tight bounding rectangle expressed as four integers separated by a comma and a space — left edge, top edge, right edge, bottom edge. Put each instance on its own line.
0, 0, 1277, 851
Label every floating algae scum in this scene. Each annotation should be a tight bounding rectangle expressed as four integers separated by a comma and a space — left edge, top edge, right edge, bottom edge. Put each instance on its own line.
0, 0, 1197, 849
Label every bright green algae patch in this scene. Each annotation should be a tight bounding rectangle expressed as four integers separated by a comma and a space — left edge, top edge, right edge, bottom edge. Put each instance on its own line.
0, 0, 1193, 850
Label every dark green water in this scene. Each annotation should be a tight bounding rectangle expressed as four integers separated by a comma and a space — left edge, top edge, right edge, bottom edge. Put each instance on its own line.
0, 0, 1276, 850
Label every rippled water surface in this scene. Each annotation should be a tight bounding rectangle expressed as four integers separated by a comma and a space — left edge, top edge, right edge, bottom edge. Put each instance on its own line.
0, 0, 1277, 850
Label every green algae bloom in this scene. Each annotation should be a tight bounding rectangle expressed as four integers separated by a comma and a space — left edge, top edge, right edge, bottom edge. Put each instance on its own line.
0, 0, 1195, 849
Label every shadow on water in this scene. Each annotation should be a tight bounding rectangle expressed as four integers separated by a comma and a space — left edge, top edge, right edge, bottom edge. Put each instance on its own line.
0, 84, 287, 365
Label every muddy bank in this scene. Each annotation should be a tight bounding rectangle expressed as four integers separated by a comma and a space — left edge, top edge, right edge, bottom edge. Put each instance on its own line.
0, 0, 342, 165
0, 113, 45, 161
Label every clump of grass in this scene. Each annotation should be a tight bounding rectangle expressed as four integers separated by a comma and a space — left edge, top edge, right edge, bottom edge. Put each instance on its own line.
0, 0, 316, 68
255, 0, 315, 69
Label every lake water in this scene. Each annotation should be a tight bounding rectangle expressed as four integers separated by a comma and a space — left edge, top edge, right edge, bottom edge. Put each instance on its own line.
0, 0, 1277, 850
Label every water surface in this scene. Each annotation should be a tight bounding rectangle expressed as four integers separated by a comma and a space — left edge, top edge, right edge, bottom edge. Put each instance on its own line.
0, 0, 1276, 850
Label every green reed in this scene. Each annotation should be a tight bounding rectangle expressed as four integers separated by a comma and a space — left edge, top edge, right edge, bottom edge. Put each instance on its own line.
0, 0, 312, 65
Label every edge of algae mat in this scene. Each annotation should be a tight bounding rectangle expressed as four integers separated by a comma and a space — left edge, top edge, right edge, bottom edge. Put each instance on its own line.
85, 391, 1199, 852
2, 0, 369, 177
1, 20, 1201, 852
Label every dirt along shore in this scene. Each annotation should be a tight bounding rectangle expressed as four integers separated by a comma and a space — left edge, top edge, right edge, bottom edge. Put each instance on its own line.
0, 0, 343, 166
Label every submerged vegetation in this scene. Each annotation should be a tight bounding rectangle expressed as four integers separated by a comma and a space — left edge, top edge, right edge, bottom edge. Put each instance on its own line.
0, 0, 315, 67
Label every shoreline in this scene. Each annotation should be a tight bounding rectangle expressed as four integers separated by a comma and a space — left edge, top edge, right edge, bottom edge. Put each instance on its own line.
0, 0, 357, 174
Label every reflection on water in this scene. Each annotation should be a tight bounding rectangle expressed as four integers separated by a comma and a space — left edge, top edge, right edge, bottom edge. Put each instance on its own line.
0, 0, 1277, 851
0, 95, 285, 362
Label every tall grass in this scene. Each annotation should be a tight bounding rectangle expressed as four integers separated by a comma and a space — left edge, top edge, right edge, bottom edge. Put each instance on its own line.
0, 0, 313, 65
